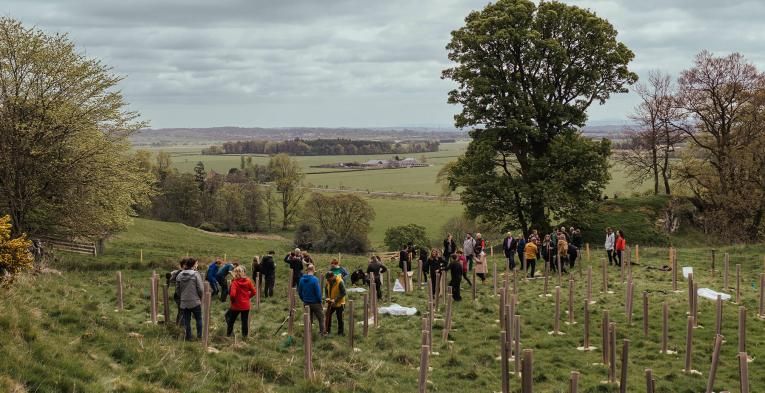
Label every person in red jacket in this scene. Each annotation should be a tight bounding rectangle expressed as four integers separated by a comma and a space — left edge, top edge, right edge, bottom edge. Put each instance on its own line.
614, 230, 626, 267
225, 266, 257, 338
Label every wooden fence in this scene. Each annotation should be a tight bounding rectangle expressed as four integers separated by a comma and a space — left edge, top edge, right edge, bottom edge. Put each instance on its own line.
37, 237, 97, 256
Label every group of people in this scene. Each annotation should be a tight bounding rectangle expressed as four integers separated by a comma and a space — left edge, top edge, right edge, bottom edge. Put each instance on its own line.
165, 226, 626, 342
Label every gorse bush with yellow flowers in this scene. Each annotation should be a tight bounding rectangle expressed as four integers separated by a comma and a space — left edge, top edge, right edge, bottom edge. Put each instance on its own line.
0, 215, 33, 283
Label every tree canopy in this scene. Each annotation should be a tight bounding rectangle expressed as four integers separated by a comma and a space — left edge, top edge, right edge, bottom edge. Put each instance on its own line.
0, 18, 153, 238
441, 0, 636, 234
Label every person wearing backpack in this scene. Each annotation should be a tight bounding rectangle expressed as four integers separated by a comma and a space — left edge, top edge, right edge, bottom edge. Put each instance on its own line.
226, 266, 257, 339
166, 260, 184, 326
176, 258, 204, 341
205, 258, 221, 296
216, 260, 238, 302
260, 251, 276, 298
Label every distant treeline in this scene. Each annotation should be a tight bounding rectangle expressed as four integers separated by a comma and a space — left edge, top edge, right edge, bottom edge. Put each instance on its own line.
202, 138, 440, 156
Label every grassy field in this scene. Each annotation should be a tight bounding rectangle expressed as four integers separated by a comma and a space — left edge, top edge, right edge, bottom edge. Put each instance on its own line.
2, 218, 764, 392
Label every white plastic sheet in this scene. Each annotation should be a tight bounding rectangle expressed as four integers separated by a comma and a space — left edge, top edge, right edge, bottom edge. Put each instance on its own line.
697, 288, 731, 301
682, 266, 693, 279
347, 287, 367, 293
393, 279, 405, 292
378, 303, 417, 316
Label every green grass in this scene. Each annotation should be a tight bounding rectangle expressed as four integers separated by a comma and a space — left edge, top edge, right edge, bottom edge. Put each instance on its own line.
2, 219, 765, 392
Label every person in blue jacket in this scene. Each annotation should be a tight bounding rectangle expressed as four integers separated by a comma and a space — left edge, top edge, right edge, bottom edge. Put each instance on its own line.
298, 264, 326, 336
516, 236, 527, 271
205, 259, 221, 296
216, 260, 238, 302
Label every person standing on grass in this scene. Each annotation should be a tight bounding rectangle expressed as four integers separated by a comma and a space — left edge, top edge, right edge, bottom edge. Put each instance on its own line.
167, 260, 184, 326
615, 230, 626, 267
260, 251, 276, 298
557, 231, 569, 273
447, 254, 463, 301
524, 238, 539, 278
285, 249, 303, 287
567, 242, 579, 269
216, 260, 238, 302
329, 259, 350, 281
251, 256, 261, 289
367, 256, 388, 300
443, 233, 457, 258
541, 234, 553, 273
399, 244, 412, 273
177, 258, 204, 341
463, 233, 476, 272
516, 235, 526, 271
323, 271, 346, 336
298, 264, 326, 336
474, 233, 488, 283
206, 258, 221, 296
426, 248, 446, 295
225, 266, 257, 339
502, 232, 516, 270
605, 227, 615, 266
456, 249, 472, 287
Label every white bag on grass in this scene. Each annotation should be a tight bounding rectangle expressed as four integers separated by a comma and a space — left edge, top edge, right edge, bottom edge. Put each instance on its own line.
393, 279, 405, 292
697, 288, 731, 301
379, 303, 417, 316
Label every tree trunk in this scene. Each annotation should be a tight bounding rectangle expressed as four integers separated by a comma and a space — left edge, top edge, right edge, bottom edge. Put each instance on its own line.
652, 146, 659, 195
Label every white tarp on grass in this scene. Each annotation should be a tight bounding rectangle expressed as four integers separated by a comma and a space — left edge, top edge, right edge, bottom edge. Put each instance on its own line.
379, 303, 417, 316
697, 288, 731, 301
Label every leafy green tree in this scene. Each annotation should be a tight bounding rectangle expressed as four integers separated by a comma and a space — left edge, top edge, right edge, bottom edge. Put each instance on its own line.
267, 154, 305, 230
441, 0, 636, 235
299, 193, 375, 253
384, 224, 429, 252
193, 162, 206, 191
0, 18, 153, 238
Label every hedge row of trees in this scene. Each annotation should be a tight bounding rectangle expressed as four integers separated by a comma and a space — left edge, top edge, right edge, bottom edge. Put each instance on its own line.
203, 138, 440, 156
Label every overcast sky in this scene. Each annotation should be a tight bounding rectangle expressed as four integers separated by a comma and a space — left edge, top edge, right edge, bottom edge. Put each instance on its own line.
4, 0, 764, 128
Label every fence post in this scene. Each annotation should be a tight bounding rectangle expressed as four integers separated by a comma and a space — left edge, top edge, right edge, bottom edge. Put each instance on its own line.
348, 300, 355, 348
202, 282, 211, 350
521, 349, 533, 393
116, 271, 124, 311
705, 334, 723, 393
303, 306, 313, 381
684, 316, 694, 373
162, 284, 170, 326
619, 339, 630, 393
150, 272, 158, 324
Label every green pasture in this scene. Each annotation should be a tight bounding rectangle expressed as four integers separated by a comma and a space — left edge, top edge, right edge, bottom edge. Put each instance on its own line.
2, 218, 765, 392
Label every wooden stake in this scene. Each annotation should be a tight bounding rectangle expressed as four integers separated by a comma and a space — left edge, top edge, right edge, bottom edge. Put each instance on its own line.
705, 334, 723, 393
287, 270, 293, 300
661, 302, 669, 353
672, 250, 678, 291
403, 261, 410, 293
150, 273, 157, 324
513, 269, 519, 295
715, 294, 722, 336
255, 272, 260, 310
619, 339, 629, 393
625, 280, 634, 325
635, 244, 639, 263
472, 264, 477, 301
288, 288, 296, 336
499, 288, 506, 331
418, 344, 429, 393
363, 293, 369, 338
710, 249, 716, 273
348, 300, 355, 348
723, 253, 729, 289
608, 323, 617, 384
417, 259, 423, 289
602, 310, 610, 365
739, 352, 750, 393
543, 273, 549, 296
738, 306, 746, 355
500, 330, 510, 393
387, 268, 391, 303
642, 291, 649, 336
759, 273, 765, 318
569, 371, 579, 393
201, 282, 211, 348
140, 248, 143, 263
493, 256, 498, 294
554, 286, 561, 334
582, 300, 591, 350
514, 315, 521, 378
116, 271, 124, 311
688, 272, 694, 316
521, 349, 533, 392
684, 316, 694, 373
443, 288, 453, 342
586, 243, 590, 261
586, 266, 593, 304
303, 306, 313, 381
692, 281, 699, 328
601, 258, 608, 293
645, 369, 654, 393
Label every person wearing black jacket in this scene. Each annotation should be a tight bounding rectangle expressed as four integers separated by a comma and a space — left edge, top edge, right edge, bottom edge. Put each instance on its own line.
447, 254, 463, 301
367, 256, 388, 300
418, 246, 429, 284
502, 232, 516, 270
260, 251, 276, 297
443, 233, 457, 258
567, 243, 579, 269
425, 249, 446, 296
284, 249, 303, 287
398, 245, 412, 272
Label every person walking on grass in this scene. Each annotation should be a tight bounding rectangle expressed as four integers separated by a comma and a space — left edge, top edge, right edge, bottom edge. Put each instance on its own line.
463, 233, 476, 272
225, 266, 257, 339
399, 244, 412, 273
260, 251, 276, 298
447, 254, 463, 301
456, 249, 472, 287
298, 264, 326, 336
557, 230, 569, 273
605, 227, 615, 266
329, 258, 350, 281
167, 260, 184, 326
251, 256, 261, 289
206, 258, 221, 296
176, 258, 204, 341
516, 235, 526, 271
615, 230, 626, 267
474, 233, 488, 283
443, 233, 457, 258
216, 260, 238, 302
524, 237, 539, 278
285, 249, 303, 287
324, 271, 346, 336
367, 255, 388, 300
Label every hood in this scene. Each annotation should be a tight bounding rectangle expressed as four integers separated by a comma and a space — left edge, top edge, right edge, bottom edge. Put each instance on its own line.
177, 270, 198, 282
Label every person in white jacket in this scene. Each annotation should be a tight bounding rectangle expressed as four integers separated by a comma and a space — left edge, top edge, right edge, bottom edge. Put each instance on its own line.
463, 233, 476, 271
604, 227, 615, 265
